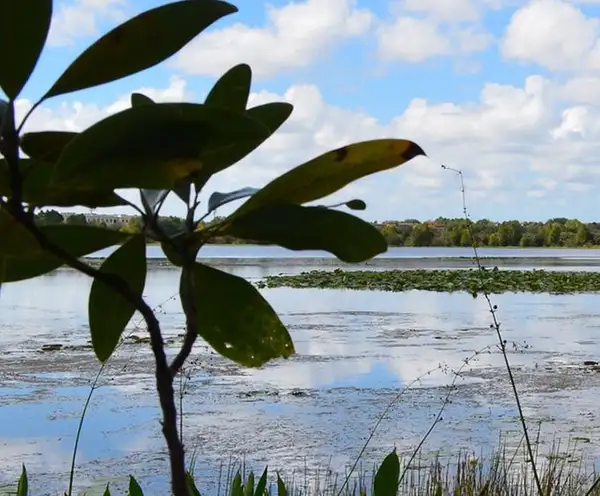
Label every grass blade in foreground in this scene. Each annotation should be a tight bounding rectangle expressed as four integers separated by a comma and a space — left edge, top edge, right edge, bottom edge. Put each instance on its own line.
128, 476, 144, 496
373, 450, 400, 496
16, 464, 27, 496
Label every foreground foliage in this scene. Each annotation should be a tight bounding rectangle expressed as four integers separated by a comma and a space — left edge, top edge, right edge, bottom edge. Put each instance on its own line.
258, 268, 600, 294
12, 443, 600, 495
0, 0, 425, 493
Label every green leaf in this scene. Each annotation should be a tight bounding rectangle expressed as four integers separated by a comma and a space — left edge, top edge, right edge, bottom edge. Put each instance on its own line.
20, 131, 78, 162
182, 263, 294, 367
373, 449, 400, 496
131, 92, 155, 107
89, 235, 147, 362
44, 0, 237, 99
0, 220, 128, 283
103, 483, 112, 496
233, 139, 426, 218
276, 474, 288, 496
16, 464, 27, 496
0, 0, 52, 99
0, 159, 127, 208
246, 103, 292, 134
205, 64, 252, 111
140, 189, 169, 215
345, 199, 366, 211
231, 473, 243, 496
254, 467, 268, 496
174, 182, 191, 205
128, 476, 144, 496
186, 472, 201, 496
0, 100, 7, 122
51, 103, 270, 190
244, 472, 255, 496
194, 102, 293, 184
208, 187, 260, 213
222, 204, 387, 263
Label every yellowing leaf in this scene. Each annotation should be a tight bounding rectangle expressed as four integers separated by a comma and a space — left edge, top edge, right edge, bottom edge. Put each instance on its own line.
234, 139, 425, 218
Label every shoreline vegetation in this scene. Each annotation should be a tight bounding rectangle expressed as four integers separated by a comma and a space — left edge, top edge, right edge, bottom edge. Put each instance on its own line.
39, 211, 600, 248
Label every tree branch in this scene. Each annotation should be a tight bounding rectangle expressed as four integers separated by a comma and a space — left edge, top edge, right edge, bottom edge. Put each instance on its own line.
11, 209, 190, 495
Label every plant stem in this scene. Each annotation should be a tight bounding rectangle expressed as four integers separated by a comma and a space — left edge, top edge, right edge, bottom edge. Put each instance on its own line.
441, 164, 543, 496
67, 363, 106, 496
2, 109, 188, 495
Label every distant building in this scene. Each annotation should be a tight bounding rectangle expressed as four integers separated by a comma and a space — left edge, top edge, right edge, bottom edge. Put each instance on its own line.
87, 214, 135, 226
62, 213, 136, 227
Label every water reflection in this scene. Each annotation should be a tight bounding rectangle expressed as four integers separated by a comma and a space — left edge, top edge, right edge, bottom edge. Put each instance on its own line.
1, 267, 600, 493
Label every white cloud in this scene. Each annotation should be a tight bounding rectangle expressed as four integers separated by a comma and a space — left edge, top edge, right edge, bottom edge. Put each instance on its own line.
48, 0, 128, 46
171, 0, 372, 78
377, 17, 451, 62
377, 1, 494, 63
501, 0, 600, 72
394, 0, 480, 22
10, 69, 600, 220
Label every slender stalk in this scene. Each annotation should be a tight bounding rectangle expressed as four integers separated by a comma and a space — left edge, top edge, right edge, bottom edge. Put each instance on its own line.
441, 164, 543, 496
336, 345, 494, 496
67, 363, 106, 496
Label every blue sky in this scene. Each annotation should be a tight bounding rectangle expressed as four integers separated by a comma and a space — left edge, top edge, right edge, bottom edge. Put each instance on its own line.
9, 0, 600, 222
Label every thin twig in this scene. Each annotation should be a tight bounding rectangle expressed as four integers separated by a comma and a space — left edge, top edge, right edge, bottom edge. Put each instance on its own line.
336, 345, 495, 496
441, 164, 543, 496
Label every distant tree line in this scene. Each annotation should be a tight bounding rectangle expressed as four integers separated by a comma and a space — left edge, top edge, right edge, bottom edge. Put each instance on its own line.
377, 217, 599, 248
35, 211, 600, 248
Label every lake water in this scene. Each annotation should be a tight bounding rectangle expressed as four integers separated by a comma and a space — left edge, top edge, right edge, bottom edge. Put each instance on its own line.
1, 247, 600, 494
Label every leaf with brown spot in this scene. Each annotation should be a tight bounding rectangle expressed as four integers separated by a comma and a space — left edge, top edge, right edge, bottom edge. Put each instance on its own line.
231, 139, 426, 218
44, 0, 237, 99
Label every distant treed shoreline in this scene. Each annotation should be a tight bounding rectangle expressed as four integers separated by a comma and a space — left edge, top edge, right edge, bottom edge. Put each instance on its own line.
36, 210, 600, 248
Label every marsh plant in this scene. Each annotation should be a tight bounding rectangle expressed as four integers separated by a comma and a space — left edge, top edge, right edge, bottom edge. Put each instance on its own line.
0, 0, 427, 494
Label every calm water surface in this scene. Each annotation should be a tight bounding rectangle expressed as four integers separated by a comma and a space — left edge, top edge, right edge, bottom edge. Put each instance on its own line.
95, 244, 600, 260
1, 258, 600, 494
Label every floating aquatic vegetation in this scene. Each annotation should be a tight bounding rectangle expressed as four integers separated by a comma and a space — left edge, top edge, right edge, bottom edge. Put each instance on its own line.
258, 268, 600, 294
